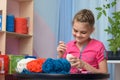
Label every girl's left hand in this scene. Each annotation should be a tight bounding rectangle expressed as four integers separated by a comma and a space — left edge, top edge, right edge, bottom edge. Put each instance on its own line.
69, 57, 85, 69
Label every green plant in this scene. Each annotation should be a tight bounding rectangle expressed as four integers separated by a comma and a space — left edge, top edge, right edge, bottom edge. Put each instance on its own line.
96, 0, 120, 53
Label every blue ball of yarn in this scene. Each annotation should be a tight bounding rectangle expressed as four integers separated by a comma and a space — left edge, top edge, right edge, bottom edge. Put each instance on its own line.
25, 56, 37, 59
58, 58, 71, 72
21, 69, 33, 74
42, 58, 55, 73
42, 58, 71, 74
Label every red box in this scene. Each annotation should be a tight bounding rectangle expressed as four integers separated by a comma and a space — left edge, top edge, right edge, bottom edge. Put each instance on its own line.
0, 55, 9, 74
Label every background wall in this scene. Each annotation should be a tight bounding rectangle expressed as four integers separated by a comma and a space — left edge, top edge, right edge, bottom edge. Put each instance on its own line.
33, 0, 60, 58
33, 0, 109, 58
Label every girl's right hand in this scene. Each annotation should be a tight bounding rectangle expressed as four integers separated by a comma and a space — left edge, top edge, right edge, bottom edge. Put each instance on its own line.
57, 41, 66, 58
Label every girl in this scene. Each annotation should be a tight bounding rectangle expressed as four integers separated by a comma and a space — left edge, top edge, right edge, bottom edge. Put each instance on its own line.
57, 9, 108, 74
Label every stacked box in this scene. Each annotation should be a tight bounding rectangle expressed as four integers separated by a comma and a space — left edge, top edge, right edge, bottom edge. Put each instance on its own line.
0, 55, 9, 74
9, 55, 24, 74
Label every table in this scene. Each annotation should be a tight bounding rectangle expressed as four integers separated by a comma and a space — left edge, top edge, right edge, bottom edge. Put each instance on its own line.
14, 73, 110, 80
108, 60, 120, 80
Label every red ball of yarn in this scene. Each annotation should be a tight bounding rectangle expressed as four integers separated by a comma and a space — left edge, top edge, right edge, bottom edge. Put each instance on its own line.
15, 18, 28, 34
27, 58, 46, 72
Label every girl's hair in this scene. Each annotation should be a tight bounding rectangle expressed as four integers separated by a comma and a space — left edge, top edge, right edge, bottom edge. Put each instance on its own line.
72, 9, 95, 27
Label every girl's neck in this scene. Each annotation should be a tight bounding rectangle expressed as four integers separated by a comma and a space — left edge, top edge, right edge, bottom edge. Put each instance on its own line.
76, 38, 91, 49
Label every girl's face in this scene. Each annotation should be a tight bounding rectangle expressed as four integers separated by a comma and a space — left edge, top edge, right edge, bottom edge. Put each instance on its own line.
72, 21, 94, 44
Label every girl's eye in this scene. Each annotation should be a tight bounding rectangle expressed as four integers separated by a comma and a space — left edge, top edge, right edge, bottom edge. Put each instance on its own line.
81, 32, 87, 34
74, 29, 78, 32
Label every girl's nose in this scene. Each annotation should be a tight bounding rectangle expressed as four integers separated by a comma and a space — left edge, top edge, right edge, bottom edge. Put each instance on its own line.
76, 33, 81, 37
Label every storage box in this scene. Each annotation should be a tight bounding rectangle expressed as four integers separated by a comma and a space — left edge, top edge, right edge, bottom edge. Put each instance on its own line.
9, 55, 24, 74
0, 55, 9, 74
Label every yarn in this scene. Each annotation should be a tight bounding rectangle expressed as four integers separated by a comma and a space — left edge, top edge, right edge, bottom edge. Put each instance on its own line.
25, 56, 37, 59
42, 58, 71, 74
66, 54, 75, 65
66, 54, 74, 61
15, 17, 28, 34
27, 58, 46, 73
6, 14, 15, 32
42, 58, 54, 73
16, 58, 35, 73
21, 69, 33, 74
58, 58, 71, 73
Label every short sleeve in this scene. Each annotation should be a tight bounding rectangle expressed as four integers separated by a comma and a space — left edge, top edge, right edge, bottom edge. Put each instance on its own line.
96, 44, 108, 63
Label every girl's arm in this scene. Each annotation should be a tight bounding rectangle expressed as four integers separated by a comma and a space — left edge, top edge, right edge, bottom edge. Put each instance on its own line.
82, 59, 108, 73
70, 57, 108, 73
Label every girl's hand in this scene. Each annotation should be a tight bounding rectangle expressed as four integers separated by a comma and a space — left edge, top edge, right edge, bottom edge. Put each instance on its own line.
69, 57, 85, 69
57, 41, 66, 58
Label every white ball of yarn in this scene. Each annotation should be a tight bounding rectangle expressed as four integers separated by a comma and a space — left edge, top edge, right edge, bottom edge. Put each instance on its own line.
66, 54, 74, 61
66, 54, 76, 65
16, 58, 35, 73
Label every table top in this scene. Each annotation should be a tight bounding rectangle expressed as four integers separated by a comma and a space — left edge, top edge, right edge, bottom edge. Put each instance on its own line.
13, 73, 110, 80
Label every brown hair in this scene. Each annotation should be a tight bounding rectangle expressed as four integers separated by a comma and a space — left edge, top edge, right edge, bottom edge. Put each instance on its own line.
72, 9, 95, 27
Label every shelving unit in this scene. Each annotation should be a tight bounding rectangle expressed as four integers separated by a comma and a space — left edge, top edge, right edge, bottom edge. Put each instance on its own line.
0, 0, 33, 55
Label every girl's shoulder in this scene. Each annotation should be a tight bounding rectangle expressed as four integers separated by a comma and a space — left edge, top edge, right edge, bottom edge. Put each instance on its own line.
90, 39, 104, 46
87, 39, 105, 51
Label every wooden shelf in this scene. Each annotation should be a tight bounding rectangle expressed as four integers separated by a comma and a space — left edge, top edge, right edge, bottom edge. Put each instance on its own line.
0, 0, 33, 55
6, 31, 32, 38
16, 0, 33, 2
0, 31, 5, 33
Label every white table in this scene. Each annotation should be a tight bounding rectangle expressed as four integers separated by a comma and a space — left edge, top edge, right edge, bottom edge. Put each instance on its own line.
107, 60, 120, 80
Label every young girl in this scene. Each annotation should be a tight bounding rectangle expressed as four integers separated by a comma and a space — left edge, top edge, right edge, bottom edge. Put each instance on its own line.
57, 9, 108, 74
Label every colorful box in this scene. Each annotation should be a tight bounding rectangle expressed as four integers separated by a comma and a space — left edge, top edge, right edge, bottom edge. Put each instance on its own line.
0, 54, 9, 74
9, 55, 24, 74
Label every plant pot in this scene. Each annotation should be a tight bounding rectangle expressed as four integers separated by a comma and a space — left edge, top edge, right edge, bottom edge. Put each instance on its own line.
107, 51, 120, 60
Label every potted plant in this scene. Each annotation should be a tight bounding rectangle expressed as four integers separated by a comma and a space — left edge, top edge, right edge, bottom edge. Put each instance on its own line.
96, 0, 120, 60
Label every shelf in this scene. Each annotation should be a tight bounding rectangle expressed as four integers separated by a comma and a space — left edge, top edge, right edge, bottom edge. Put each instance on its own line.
6, 31, 32, 38
0, 31, 5, 33
15, 0, 33, 2
0, 0, 33, 55
0, 31, 32, 38
107, 60, 120, 64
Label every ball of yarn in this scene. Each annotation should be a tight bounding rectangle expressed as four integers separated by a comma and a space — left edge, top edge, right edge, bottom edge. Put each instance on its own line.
21, 69, 33, 74
42, 58, 71, 74
25, 56, 37, 59
42, 58, 55, 73
58, 58, 71, 73
66, 54, 74, 61
27, 58, 46, 73
16, 58, 35, 73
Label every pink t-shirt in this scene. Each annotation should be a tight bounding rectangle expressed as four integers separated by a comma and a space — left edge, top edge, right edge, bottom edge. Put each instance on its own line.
63, 39, 107, 73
